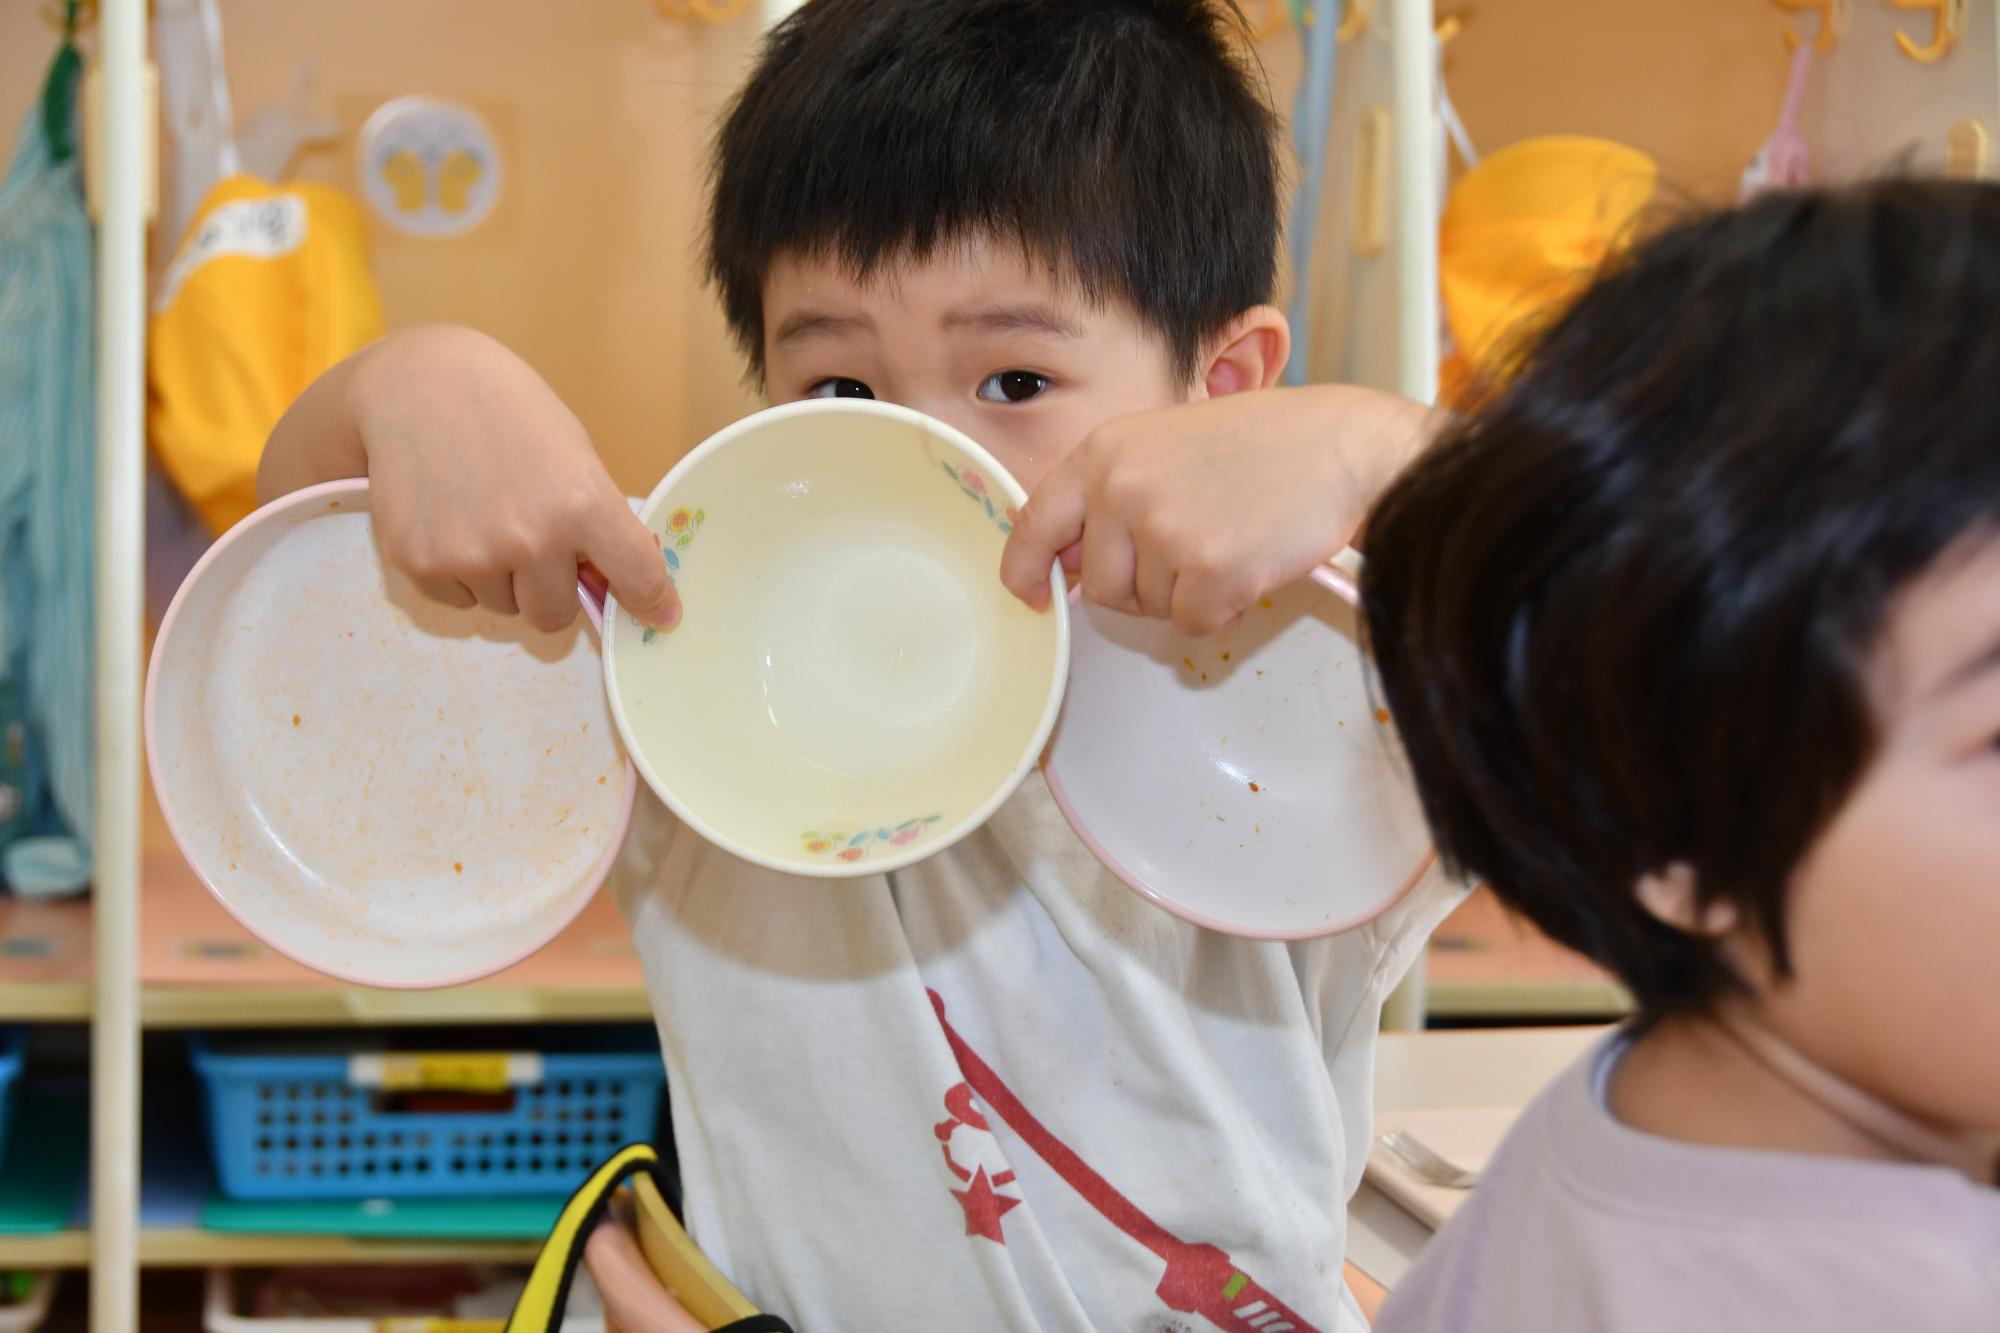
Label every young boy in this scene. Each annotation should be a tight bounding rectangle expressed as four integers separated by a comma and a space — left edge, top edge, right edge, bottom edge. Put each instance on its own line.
1358, 181, 2000, 1330
261, 2, 1448, 1327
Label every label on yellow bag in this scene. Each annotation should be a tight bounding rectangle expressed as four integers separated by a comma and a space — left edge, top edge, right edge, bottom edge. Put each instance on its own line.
346, 1052, 543, 1093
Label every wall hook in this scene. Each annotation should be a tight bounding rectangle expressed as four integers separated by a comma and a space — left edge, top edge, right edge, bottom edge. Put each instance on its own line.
1889, 0, 1965, 62
1338, 0, 1373, 42
1773, 0, 1848, 51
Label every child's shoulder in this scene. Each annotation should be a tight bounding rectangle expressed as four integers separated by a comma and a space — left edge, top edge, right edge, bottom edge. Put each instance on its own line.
1378, 1036, 2000, 1333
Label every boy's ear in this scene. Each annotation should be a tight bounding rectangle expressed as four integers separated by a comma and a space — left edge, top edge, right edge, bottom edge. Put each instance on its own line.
1199, 305, 1290, 398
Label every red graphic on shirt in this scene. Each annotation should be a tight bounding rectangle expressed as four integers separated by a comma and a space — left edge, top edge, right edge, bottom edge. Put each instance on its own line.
951, 1165, 1023, 1242
929, 990, 1321, 1333
937, 1080, 1023, 1243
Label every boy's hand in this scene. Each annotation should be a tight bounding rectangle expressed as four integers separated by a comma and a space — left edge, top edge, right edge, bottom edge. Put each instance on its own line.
1000, 385, 1435, 635
261, 326, 679, 633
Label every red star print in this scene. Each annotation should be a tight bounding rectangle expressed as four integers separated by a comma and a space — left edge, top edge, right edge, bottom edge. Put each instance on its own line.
950, 1165, 1022, 1244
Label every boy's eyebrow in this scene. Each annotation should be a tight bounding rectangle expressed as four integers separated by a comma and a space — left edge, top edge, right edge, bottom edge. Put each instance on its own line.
941, 302, 1086, 340
772, 309, 874, 347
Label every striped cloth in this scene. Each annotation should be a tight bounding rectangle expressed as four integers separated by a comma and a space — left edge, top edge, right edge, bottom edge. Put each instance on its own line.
0, 87, 96, 897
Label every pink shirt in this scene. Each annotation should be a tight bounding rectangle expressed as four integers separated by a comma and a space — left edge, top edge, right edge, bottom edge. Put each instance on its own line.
1377, 1035, 2000, 1333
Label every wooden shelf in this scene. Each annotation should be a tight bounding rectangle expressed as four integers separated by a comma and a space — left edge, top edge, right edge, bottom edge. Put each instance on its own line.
0, 1231, 90, 1267
138, 782, 650, 1028
0, 1231, 543, 1269
1424, 889, 1631, 1020
137, 1230, 541, 1268
0, 896, 92, 1022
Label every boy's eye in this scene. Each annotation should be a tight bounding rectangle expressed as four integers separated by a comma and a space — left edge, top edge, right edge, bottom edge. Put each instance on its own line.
807, 378, 875, 400
977, 370, 1050, 404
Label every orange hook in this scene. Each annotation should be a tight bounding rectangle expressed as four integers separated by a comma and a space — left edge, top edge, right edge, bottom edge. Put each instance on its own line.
1889, 0, 1966, 62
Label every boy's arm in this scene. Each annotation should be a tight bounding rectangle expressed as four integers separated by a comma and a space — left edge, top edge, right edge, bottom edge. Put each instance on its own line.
258, 325, 679, 632
1001, 384, 1442, 634
257, 335, 378, 504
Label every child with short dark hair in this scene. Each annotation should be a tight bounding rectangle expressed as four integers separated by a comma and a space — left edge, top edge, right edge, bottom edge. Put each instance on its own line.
260, 2, 1451, 1327
1360, 180, 2000, 1331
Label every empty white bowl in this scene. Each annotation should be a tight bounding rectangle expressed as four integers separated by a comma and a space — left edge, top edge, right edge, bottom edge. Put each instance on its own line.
145, 479, 637, 988
601, 399, 1070, 877
1043, 552, 1434, 938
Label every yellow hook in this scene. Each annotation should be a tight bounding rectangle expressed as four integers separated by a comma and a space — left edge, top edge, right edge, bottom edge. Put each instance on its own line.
1889, 0, 1966, 62
1337, 0, 1373, 43
1772, 0, 1848, 52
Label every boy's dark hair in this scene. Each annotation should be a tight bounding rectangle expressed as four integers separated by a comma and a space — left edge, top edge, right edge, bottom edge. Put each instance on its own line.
707, 0, 1280, 385
1361, 181, 2000, 1021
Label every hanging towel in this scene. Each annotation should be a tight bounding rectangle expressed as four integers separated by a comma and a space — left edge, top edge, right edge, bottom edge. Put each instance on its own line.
149, 176, 384, 535
0, 74, 98, 898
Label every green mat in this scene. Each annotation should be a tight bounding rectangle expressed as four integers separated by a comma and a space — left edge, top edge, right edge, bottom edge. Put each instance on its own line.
201, 1192, 564, 1239
0, 1088, 87, 1234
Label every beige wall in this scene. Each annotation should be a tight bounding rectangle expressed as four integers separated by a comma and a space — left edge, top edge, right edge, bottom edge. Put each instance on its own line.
0, 0, 1824, 490
1436, 0, 1786, 200
3, 1, 763, 494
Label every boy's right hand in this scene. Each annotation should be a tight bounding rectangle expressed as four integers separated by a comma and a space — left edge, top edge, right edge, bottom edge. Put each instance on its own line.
260, 325, 680, 633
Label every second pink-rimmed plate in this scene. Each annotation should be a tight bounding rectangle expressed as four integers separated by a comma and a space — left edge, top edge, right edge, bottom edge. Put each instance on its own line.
1042, 551, 1435, 939
144, 479, 638, 988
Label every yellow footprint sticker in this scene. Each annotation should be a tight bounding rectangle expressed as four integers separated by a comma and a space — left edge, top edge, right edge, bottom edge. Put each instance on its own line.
437, 150, 484, 215
380, 149, 426, 214
359, 97, 502, 238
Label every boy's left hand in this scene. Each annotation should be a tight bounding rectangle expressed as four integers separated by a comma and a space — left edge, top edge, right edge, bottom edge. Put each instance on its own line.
1001, 385, 1434, 634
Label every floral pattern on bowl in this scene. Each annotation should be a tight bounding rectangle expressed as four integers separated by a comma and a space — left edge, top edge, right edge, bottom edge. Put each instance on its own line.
640, 507, 705, 644
942, 462, 1018, 535
802, 814, 945, 863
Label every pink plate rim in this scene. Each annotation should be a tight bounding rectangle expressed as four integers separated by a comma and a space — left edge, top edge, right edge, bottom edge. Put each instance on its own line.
1039, 582, 1436, 940
143, 476, 641, 991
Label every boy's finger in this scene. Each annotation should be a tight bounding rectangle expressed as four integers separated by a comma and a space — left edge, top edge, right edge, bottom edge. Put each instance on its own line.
1001, 471, 1088, 608
1171, 576, 1237, 638
413, 576, 479, 611
465, 571, 521, 617
515, 560, 583, 633
1134, 549, 1177, 621
1081, 515, 1141, 615
587, 507, 681, 630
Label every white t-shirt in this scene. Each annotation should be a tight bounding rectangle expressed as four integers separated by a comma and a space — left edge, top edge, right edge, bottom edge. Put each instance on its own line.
610, 773, 1462, 1331
1377, 1034, 2000, 1333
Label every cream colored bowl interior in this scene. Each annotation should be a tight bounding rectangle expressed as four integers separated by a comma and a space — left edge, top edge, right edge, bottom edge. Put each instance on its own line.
603, 400, 1068, 877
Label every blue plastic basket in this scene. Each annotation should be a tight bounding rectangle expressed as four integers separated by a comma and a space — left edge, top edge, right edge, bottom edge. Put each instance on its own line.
0, 1028, 21, 1164
191, 1036, 666, 1201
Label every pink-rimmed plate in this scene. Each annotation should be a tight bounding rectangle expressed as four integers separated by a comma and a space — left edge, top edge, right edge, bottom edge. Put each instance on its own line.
144, 479, 637, 988
1043, 550, 1435, 939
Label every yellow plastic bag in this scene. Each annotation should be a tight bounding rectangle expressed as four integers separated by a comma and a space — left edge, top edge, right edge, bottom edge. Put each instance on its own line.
148, 176, 384, 534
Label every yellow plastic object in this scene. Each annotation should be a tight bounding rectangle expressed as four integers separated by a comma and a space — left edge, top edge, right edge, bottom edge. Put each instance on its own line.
148, 177, 384, 534
1337, 0, 1372, 42
1774, 0, 1849, 52
1438, 136, 1658, 397
1948, 117, 1992, 179
1890, 0, 1965, 62
506, 1143, 767, 1332
631, 1174, 759, 1328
